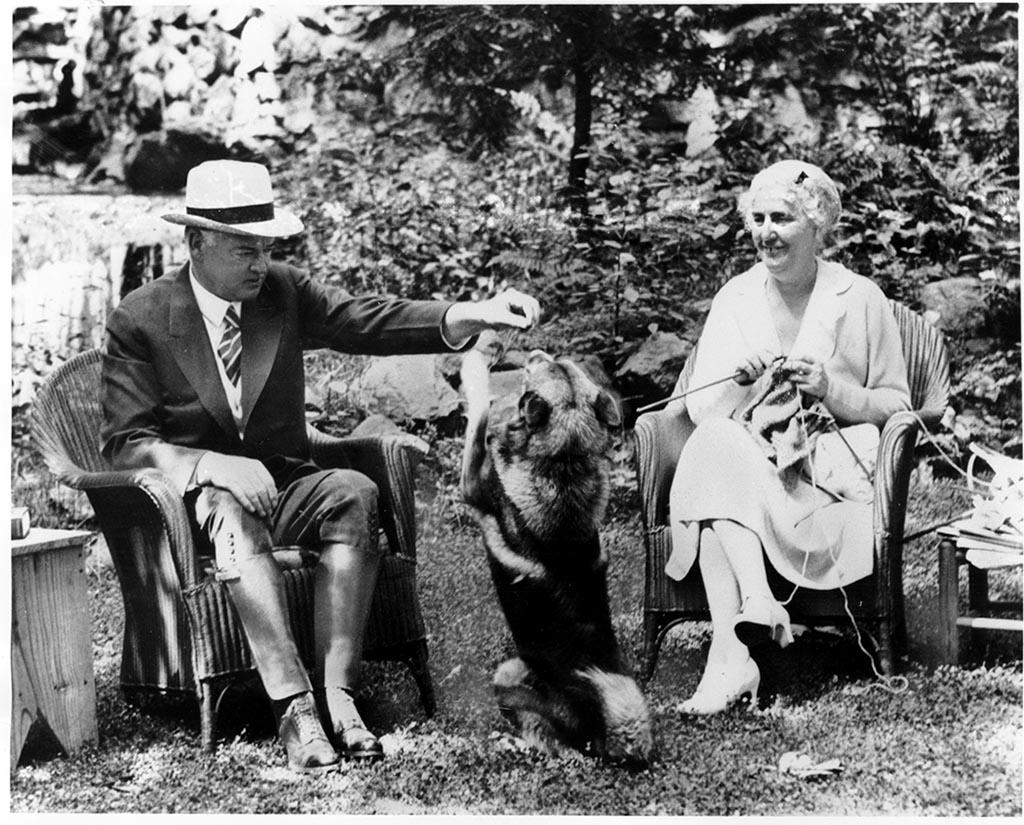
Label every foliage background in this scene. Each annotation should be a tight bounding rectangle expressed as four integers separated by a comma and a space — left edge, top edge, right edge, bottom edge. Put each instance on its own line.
269, 2, 1020, 453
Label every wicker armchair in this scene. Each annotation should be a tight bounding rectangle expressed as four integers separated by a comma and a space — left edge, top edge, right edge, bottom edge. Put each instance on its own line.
634, 301, 951, 679
31, 348, 437, 751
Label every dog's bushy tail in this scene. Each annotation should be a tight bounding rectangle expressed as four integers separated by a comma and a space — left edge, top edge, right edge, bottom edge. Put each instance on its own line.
579, 667, 654, 768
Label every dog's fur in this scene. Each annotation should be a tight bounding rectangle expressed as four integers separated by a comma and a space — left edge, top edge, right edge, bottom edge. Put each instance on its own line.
459, 333, 653, 767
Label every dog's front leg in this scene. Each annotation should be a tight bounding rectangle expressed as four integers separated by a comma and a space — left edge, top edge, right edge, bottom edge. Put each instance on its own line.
459, 332, 502, 509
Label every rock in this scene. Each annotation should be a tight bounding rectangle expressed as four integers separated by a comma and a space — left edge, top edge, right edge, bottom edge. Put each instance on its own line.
279, 18, 324, 64
153, 7, 186, 26
129, 44, 162, 74
350, 413, 403, 438
185, 6, 215, 27
209, 27, 241, 77
160, 22, 191, 50
352, 354, 462, 422
211, 6, 250, 35
230, 77, 261, 124
163, 100, 194, 125
186, 42, 218, 83
282, 104, 314, 136
252, 70, 281, 101
615, 331, 693, 405
128, 71, 164, 125
202, 74, 236, 126
319, 33, 354, 61
919, 277, 988, 335
238, 13, 278, 73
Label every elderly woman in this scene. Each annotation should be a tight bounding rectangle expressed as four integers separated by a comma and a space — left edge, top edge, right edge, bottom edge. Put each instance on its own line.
665, 160, 911, 714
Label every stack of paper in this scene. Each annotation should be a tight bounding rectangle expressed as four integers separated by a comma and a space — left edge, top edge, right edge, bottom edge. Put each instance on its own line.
939, 444, 1023, 569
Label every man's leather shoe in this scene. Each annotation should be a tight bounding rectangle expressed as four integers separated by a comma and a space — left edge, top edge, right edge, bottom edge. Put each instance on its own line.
322, 687, 384, 762
277, 693, 339, 774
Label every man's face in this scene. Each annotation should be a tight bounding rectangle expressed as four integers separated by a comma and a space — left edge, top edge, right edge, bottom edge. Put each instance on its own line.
190, 230, 275, 302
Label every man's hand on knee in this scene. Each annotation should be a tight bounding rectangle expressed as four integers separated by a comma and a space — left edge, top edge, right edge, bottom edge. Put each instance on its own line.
195, 452, 279, 518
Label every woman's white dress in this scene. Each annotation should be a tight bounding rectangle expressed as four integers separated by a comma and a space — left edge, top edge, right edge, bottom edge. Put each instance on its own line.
665, 260, 912, 590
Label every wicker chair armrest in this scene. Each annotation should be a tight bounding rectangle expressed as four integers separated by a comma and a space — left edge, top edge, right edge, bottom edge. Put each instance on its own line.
60, 465, 202, 588
633, 408, 695, 531
873, 410, 925, 558
306, 427, 428, 561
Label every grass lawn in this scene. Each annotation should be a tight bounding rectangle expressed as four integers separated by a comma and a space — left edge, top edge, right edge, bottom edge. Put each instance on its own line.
9, 444, 1022, 815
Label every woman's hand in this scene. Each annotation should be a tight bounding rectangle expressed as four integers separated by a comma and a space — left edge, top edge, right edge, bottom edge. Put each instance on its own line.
733, 348, 779, 386
784, 357, 830, 398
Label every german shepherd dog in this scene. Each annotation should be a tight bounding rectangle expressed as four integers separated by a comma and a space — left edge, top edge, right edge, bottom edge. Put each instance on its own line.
459, 332, 653, 767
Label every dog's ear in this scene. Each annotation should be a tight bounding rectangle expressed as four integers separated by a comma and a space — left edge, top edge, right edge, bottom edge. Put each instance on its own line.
519, 391, 551, 430
593, 390, 622, 428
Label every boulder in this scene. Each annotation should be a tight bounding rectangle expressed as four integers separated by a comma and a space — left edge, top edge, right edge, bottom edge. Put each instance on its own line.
349, 413, 403, 438
614, 331, 693, 407
279, 18, 324, 65
252, 70, 282, 102
238, 13, 278, 74
186, 42, 218, 84
202, 74, 236, 127
210, 6, 250, 34
163, 100, 194, 126
919, 277, 988, 336
351, 354, 462, 422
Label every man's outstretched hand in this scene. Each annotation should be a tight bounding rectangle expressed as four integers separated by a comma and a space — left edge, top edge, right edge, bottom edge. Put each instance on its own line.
442, 288, 541, 343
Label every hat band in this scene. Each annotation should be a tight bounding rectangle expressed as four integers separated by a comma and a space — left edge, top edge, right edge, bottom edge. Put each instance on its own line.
186, 202, 275, 224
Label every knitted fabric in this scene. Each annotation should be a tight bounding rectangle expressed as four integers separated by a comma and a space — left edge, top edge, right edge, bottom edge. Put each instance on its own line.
738, 361, 835, 489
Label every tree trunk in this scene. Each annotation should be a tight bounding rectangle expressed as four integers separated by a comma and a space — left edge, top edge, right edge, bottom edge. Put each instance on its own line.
568, 42, 594, 219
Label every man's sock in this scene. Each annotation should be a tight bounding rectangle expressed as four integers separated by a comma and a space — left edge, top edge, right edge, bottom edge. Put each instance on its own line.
322, 686, 365, 730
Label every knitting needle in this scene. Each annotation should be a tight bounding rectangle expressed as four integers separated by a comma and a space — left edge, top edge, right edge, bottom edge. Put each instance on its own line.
635, 371, 747, 414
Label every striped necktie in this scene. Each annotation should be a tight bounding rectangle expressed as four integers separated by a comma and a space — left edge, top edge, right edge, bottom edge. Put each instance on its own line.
218, 305, 242, 386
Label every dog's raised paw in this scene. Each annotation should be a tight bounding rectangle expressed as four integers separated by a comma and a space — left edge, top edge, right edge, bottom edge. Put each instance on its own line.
473, 328, 505, 366
459, 349, 492, 405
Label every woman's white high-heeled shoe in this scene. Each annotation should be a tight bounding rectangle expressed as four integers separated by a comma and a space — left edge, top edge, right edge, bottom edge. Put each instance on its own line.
733, 594, 794, 649
676, 656, 760, 716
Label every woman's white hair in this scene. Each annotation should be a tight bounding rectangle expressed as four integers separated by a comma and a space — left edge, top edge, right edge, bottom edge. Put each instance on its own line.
737, 160, 842, 240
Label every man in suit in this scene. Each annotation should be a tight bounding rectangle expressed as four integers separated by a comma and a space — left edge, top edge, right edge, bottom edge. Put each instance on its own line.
101, 160, 540, 773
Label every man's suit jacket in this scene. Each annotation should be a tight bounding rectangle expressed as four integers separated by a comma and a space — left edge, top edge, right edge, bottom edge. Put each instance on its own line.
102, 262, 459, 495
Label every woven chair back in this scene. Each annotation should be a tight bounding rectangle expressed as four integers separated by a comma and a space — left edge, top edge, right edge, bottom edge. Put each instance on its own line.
888, 300, 951, 415
30, 349, 109, 478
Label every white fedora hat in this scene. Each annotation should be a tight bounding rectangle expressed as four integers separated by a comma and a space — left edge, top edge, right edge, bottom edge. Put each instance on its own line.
162, 160, 304, 238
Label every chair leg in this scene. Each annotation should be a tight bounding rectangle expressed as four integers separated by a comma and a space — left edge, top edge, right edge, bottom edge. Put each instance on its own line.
640, 613, 663, 683
877, 618, 895, 676
200, 682, 217, 753
405, 639, 436, 718
938, 539, 960, 666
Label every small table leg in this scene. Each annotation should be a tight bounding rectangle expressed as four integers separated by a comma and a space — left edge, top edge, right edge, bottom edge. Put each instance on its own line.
968, 565, 991, 613
938, 539, 960, 665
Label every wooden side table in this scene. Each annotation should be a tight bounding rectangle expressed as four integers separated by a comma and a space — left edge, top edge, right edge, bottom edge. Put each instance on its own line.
11, 528, 98, 764
938, 536, 1024, 665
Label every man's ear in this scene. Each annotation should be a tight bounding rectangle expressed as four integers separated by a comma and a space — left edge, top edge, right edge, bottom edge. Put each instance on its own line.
594, 390, 622, 427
